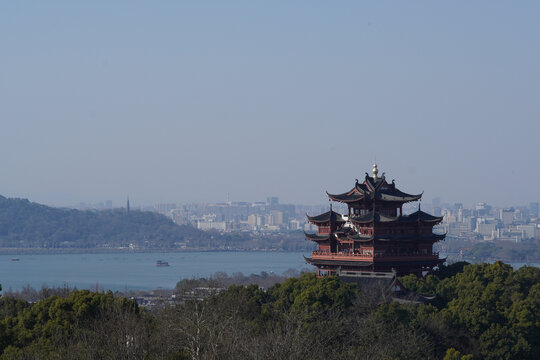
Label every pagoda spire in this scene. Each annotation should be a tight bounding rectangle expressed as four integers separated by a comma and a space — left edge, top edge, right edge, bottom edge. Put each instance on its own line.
372, 162, 379, 181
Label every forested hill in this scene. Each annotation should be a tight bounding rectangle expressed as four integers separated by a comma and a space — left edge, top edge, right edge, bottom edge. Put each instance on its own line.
0, 195, 204, 249
0, 195, 309, 250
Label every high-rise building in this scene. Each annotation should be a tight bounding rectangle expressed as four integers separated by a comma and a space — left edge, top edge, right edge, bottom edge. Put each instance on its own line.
530, 202, 539, 218
500, 209, 514, 226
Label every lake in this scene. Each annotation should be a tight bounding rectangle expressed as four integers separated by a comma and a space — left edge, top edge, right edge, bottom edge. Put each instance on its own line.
0, 251, 311, 292
2, 252, 537, 293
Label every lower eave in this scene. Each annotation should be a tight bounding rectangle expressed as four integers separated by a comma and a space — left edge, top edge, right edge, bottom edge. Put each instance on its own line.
304, 255, 445, 268
304, 256, 373, 267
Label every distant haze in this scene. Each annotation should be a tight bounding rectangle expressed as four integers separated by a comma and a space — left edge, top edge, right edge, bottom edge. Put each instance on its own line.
1, 1, 539, 207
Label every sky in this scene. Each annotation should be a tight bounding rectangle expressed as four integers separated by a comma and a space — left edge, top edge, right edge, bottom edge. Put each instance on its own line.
1, 1, 539, 208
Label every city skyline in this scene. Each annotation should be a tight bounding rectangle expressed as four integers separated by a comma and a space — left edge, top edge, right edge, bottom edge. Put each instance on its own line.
1, 1, 539, 207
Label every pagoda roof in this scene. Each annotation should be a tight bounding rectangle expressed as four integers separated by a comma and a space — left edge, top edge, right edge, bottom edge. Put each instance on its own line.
305, 256, 445, 267
400, 210, 443, 223
350, 211, 398, 223
347, 233, 446, 242
349, 210, 443, 224
335, 226, 356, 235
326, 190, 364, 203
304, 232, 331, 241
327, 173, 422, 204
380, 233, 446, 241
304, 256, 373, 267
347, 233, 375, 242
377, 188, 422, 202
306, 209, 346, 224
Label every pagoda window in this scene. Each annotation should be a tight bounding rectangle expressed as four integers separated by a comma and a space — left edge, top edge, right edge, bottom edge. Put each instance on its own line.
319, 226, 330, 234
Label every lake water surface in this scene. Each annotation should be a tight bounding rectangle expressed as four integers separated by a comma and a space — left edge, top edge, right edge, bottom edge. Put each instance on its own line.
2, 252, 537, 293
0, 252, 310, 292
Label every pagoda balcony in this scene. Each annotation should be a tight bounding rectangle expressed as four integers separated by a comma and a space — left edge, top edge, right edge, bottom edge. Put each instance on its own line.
312, 250, 373, 260
311, 251, 440, 262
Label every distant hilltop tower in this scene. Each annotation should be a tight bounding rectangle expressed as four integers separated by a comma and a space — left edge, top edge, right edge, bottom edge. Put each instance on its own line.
126, 196, 130, 214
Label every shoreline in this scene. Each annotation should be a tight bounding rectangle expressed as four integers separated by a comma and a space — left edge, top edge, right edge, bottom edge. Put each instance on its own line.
0, 247, 303, 256
2, 248, 539, 264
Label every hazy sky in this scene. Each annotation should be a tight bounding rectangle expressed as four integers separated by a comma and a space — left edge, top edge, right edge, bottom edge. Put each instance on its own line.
1, 1, 539, 207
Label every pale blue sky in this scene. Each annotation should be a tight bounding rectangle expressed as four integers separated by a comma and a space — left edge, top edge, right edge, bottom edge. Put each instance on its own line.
1, 1, 539, 207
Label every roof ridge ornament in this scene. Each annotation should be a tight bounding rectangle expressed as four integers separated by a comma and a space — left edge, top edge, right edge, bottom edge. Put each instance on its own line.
372, 162, 379, 181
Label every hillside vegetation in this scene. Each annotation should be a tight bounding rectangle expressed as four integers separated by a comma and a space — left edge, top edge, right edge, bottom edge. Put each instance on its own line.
0, 195, 308, 250
0, 195, 194, 248
1, 262, 539, 359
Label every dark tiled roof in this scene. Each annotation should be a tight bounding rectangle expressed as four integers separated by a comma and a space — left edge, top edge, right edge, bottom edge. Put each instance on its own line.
339, 275, 395, 288
304, 256, 373, 267
335, 226, 355, 235
347, 233, 446, 242
347, 233, 375, 242
306, 210, 346, 223
373, 258, 446, 266
377, 189, 422, 202
348, 210, 443, 225
326, 174, 422, 204
337, 272, 437, 303
400, 210, 443, 223
374, 233, 446, 242
304, 232, 331, 241
326, 191, 364, 202
350, 211, 398, 223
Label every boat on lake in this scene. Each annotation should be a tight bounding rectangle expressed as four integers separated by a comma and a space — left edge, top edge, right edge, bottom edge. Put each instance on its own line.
11, 258, 20, 261
156, 260, 169, 267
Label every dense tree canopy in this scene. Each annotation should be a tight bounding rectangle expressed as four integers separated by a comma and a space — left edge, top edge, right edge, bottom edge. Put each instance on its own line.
1, 263, 540, 359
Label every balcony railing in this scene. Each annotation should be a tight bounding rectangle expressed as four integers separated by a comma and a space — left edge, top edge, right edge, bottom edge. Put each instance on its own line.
311, 251, 440, 260
312, 251, 373, 259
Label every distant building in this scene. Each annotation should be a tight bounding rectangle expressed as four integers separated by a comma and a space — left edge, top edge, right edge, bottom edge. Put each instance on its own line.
289, 219, 301, 230
476, 222, 497, 238
500, 209, 514, 226
529, 202, 539, 218
517, 224, 536, 239
476, 202, 491, 217
197, 220, 226, 231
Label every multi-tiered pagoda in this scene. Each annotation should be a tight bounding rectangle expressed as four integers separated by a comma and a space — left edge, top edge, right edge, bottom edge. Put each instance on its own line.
305, 163, 445, 277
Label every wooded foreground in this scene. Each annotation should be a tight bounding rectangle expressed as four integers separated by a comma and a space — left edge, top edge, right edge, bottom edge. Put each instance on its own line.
1, 261, 539, 359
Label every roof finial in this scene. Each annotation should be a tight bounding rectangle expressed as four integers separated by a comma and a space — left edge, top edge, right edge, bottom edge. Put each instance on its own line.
372, 162, 378, 181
